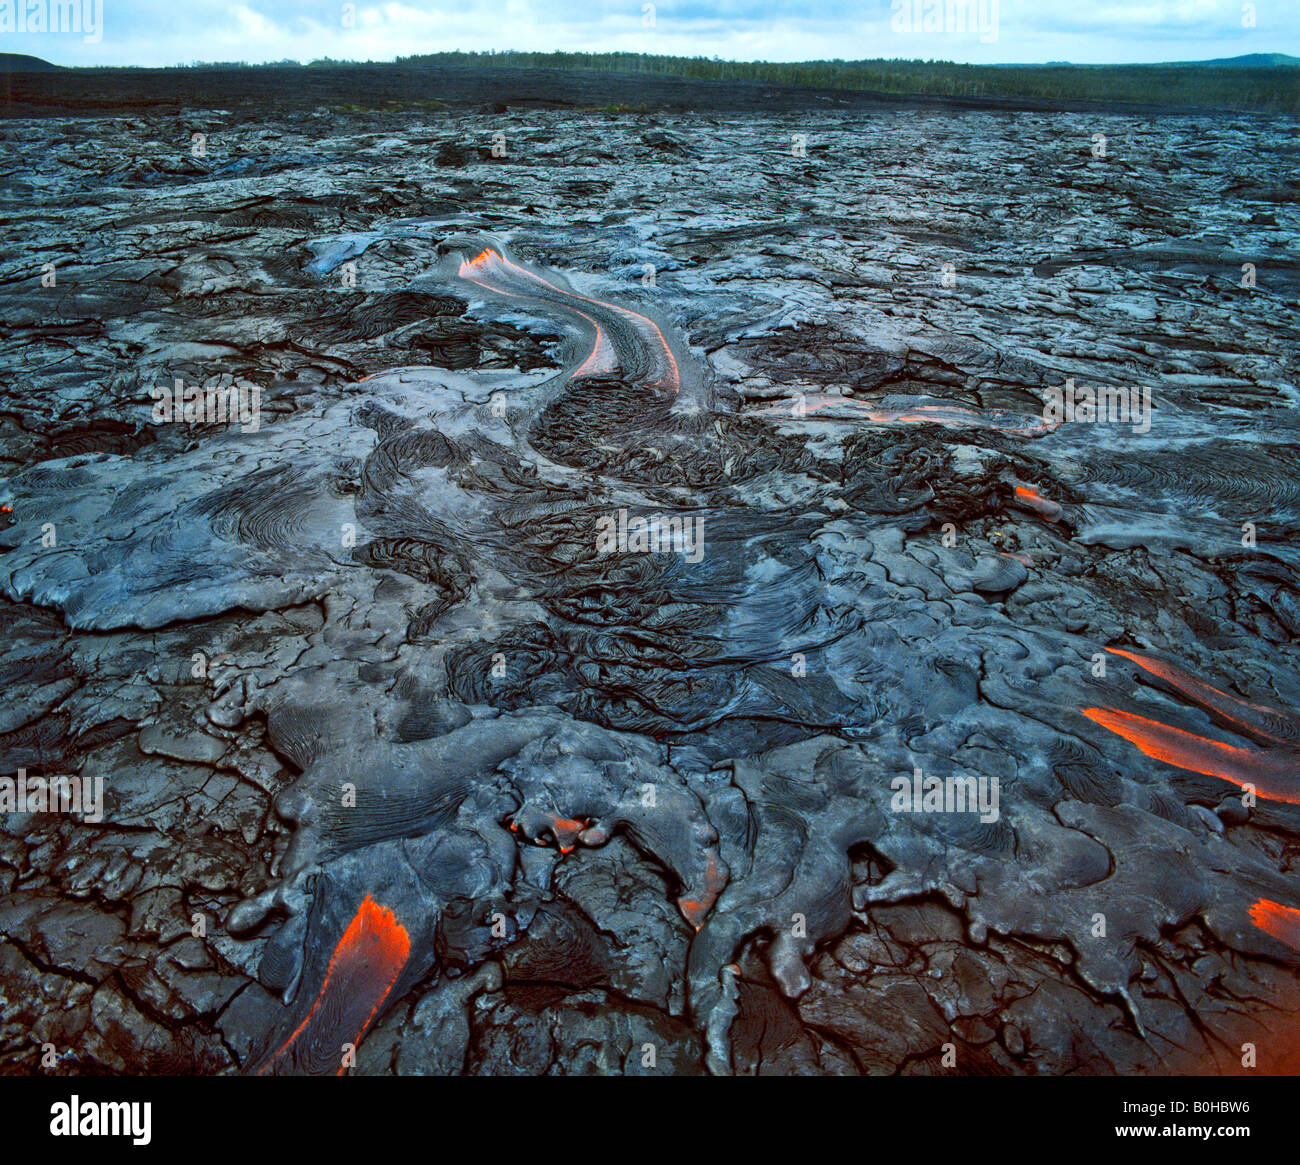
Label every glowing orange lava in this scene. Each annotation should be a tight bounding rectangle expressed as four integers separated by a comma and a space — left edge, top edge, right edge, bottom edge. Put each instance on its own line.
1249, 898, 1300, 952
458, 246, 679, 393
1105, 647, 1295, 747
1009, 484, 1062, 520
1082, 706, 1300, 804
676, 849, 728, 931
257, 894, 411, 1076
548, 815, 586, 854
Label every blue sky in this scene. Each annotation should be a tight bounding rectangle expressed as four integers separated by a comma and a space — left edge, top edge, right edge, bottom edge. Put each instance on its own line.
1, 0, 1296, 67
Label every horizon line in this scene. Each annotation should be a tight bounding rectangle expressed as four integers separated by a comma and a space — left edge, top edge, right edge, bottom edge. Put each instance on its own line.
7, 48, 1300, 71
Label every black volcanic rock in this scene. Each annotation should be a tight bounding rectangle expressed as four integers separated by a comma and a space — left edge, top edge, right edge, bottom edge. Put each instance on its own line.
1, 85, 1298, 1078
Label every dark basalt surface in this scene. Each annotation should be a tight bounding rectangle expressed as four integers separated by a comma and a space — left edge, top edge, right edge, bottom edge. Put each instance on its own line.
2, 71, 1299, 1075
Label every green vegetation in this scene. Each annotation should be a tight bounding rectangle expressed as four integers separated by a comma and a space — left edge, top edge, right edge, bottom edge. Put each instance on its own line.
391, 50, 1300, 113
52, 49, 1299, 113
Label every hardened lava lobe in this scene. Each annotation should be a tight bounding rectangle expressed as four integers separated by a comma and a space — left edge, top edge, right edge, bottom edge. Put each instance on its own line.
1, 96, 1299, 1075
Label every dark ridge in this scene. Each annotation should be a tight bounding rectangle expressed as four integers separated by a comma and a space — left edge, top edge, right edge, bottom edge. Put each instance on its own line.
0, 53, 60, 72
3, 52, 1298, 119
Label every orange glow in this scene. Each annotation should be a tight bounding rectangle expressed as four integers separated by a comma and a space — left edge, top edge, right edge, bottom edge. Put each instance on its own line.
549, 815, 585, 854
460, 253, 618, 381
1083, 706, 1300, 804
257, 894, 411, 1075
567, 309, 618, 378
1249, 899, 1300, 952
1105, 647, 1294, 747
678, 898, 704, 928
1011, 483, 1061, 520
676, 849, 727, 931
457, 245, 679, 393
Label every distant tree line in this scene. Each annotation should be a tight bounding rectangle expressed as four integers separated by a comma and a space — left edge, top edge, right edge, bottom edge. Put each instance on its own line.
146, 50, 1298, 113
391, 50, 1300, 113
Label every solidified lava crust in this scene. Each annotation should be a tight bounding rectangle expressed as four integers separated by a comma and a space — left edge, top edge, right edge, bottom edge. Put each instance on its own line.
2, 72, 1300, 1076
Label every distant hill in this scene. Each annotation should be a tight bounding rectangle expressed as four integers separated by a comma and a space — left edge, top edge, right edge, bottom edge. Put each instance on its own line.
1011, 54, 1299, 68
0, 54, 60, 72
1183, 53, 1300, 67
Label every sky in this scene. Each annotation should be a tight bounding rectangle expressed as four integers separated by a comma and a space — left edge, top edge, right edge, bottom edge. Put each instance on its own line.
1, 0, 1297, 67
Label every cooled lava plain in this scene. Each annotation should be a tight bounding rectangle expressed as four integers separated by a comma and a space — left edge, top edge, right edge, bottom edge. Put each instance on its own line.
1, 61, 1299, 1075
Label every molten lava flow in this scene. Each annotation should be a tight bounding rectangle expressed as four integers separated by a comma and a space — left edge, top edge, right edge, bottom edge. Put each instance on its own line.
461, 253, 618, 379
256, 894, 411, 1076
1012, 484, 1062, 520
1249, 899, 1300, 952
1082, 706, 1300, 804
1105, 647, 1297, 747
548, 815, 586, 855
458, 246, 679, 393
676, 848, 728, 931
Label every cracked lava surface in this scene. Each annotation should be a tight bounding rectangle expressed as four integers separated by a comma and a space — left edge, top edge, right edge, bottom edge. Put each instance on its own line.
2, 72, 1300, 1076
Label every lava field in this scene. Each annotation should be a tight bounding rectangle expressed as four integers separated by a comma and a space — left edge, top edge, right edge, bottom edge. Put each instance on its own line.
2, 67, 1300, 1076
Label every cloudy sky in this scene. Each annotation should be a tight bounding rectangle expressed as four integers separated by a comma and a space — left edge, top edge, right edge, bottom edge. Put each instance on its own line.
3, 0, 1297, 67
